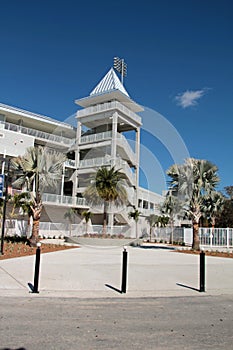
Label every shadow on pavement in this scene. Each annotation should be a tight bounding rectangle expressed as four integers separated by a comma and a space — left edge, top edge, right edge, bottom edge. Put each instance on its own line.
176, 283, 200, 292
27, 282, 34, 292
1, 348, 27, 350
105, 284, 122, 294
139, 245, 175, 250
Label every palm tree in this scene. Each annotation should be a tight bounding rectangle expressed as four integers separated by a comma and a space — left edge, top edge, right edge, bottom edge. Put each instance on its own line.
146, 214, 159, 242
203, 191, 225, 228
167, 158, 220, 250
11, 146, 66, 246
84, 166, 128, 235
8, 192, 31, 218
64, 208, 77, 236
161, 191, 184, 244
82, 210, 93, 235
146, 214, 169, 242
128, 208, 141, 239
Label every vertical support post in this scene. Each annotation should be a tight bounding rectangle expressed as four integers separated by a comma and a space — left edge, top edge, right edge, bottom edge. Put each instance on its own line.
1, 159, 10, 255
111, 112, 118, 166
33, 243, 41, 293
226, 228, 229, 249
210, 228, 213, 247
121, 59, 124, 84
200, 251, 205, 292
135, 128, 140, 239
121, 247, 128, 293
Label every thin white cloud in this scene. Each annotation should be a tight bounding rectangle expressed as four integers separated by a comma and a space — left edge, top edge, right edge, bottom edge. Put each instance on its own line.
175, 89, 207, 108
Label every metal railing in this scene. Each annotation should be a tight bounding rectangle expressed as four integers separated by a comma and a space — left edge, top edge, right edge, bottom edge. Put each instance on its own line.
42, 193, 87, 207
199, 228, 233, 248
80, 130, 136, 165
79, 156, 136, 185
80, 130, 112, 144
3, 121, 74, 146
77, 101, 141, 124
79, 156, 111, 168
117, 133, 136, 164
3, 219, 233, 248
65, 159, 76, 168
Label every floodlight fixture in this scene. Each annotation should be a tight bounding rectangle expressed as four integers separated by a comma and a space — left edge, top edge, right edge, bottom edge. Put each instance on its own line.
113, 57, 127, 84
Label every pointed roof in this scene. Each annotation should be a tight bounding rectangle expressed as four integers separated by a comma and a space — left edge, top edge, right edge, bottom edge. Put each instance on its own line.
90, 68, 129, 97
75, 68, 144, 113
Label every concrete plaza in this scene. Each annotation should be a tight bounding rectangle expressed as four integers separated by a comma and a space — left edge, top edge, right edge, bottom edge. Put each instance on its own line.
0, 244, 233, 298
1, 245, 233, 350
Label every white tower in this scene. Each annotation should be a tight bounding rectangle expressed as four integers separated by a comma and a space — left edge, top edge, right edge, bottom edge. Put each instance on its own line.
75, 67, 143, 229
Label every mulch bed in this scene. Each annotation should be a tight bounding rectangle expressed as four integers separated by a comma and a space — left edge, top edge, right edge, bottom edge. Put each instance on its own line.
0, 242, 78, 260
176, 249, 233, 259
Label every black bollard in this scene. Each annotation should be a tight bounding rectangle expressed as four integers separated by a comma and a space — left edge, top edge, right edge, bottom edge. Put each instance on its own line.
200, 251, 205, 292
121, 247, 128, 293
33, 243, 41, 293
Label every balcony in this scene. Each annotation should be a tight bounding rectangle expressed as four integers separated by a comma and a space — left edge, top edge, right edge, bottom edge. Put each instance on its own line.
77, 101, 141, 125
79, 156, 136, 186
80, 130, 136, 165
42, 193, 88, 208
80, 130, 112, 144
3, 121, 74, 146
65, 159, 76, 168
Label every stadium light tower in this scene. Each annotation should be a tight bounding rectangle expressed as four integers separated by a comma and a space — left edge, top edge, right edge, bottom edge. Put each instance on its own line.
113, 57, 127, 84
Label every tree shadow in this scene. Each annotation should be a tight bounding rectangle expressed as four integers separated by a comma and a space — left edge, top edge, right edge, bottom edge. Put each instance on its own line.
1, 348, 27, 350
139, 246, 175, 250
105, 284, 122, 294
176, 283, 200, 292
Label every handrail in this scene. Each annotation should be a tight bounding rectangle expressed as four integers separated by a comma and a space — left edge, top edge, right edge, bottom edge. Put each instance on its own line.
42, 193, 87, 207
79, 156, 136, 185
77, 101, 141, 124
3, 121, 74, 146
80, 130, 112, 144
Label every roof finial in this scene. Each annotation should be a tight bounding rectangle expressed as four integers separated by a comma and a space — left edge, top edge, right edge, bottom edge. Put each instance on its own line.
113, 57, 127, 84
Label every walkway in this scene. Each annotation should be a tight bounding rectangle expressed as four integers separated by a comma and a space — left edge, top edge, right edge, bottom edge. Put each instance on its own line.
0, 245, 233, 298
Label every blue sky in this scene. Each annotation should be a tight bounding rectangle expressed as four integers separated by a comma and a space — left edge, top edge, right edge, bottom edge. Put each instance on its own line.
1, 0, 232, 194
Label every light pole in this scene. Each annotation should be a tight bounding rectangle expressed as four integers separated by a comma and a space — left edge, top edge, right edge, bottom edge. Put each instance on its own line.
113, 57, 127, 84
0, 157, 10, 255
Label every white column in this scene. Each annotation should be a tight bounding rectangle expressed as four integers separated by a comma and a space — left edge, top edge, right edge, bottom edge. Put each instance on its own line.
109, 112, 118, 229
72, 120, 82, 197
111, 112, 118, 166
135, 127, 140, 207
60, 163, 65, 196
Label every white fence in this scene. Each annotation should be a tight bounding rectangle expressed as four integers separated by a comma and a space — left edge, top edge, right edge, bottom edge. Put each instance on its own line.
2, 220, 132, 238
142, 227, 192, 246
199, 228, 233, 248
2, 220, 233, 248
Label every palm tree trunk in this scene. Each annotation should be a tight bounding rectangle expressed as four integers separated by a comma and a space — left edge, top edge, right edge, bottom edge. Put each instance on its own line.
102, 201, 107, 236
29, 201, 42, 246
192, 221, 200, 250
30, 218, 40, 246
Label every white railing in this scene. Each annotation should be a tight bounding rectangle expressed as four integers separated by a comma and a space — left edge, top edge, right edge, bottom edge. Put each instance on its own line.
199, 228, 233, 248
79, 156, 136, 185
79, 156, 111, 168
115, 158, 136, 185
80, 130, 136, 165
77, 101, 141, 124
76, 224, 132, 237
80, 130, 112, 144
117, 133, 136, 165
3, 220, 233, 247
65, 159, 76, 167
42, 193, 87, 207
4, 121, 74, 146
